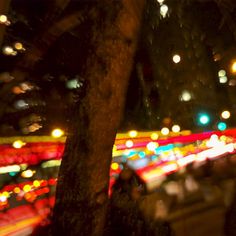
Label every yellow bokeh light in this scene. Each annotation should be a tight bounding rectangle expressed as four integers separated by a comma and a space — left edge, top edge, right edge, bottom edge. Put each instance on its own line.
151, 132, 159, 140
3, 46, 14, 55
111, 162, 119, 170
14, 42, 23, 50
221, 110, 230, 119
2, 191, 9, 198
173, 54, 181, 63
21, 169, 34, 178
12, 140, 25, 149
125, 140, 134, 148
172, 125, 180, 133
51, 128, 64, 138
23, 185, 31, 193
13, 187, 21, 194
0, 15, 7, 23
220, 135, 227, 142
128, 130, 138, 138
161, 127, 170, 136
33, 180, 40, 188
232, 61, 236, 73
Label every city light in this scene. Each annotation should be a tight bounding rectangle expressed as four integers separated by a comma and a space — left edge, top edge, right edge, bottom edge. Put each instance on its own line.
219, 76, 228, 84
198, 113, 210, 125
217, 122, 227, 131
14, 42, 24, 50
231, 61, 236, 73
2, 46, 15, 55
0, 15, 7, 23
125, 140, 134, 148
172, 125, 180, 133
161, 127, 169, 135
221, 110, 230, 119
172, 54, 181, 63
111, 162, 119, 170
21, 169, 34, 178
180, 90, 192, 102
160, 4, 168, 18
147, 142, 158, 151
51, 128, 64, 138
218, 70, 226, 77
12, 140, 25, 149
128, 130, 138, 138
151, 132, 159, 140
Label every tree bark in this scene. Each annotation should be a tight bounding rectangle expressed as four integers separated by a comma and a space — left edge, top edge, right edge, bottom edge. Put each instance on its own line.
51, 0, 146, 235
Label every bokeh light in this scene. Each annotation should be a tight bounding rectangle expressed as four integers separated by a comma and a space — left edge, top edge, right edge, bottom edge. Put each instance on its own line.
0, 15, 7, 23
161, 127, 169, 135
12, 140, 25, 149
173, 54, 181, 63
111, 162, 119, 170
221, 110, 230, 119
125, 140, 134, 148
21, 169, 34, 178
51, 128, 64, 138
172, 125, 180, 133
151, 132, 159, 140
180, 90, 192, 102
128, 130, 138, 138
217, 122, 227, 131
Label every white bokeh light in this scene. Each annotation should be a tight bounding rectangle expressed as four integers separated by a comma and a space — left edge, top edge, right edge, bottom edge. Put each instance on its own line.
173, 54, 181, 63
180, 90, 192, 102
160, 4, 168, 18
161, 127, 170, 135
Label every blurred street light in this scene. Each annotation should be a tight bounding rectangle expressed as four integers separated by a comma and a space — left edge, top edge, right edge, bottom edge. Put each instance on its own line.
173, 54, 181, 64
221, 110, 230, 119
51, 128, 64, 138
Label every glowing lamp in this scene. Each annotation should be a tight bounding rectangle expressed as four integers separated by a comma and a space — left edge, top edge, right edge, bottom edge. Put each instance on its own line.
2, 46, 14, 55
33, 180, 40, 188
111, 162, 119, 170
23, 185, 31, 193
218, 70, 226, 77
161, 127, 169, 135
219, 76, 227, 84
21, 169, 34, 178
151, 132, 159, 140
51, 128, 64, 138
0, 195, 7, 202
231, 61, 236, 73
198, 113, 210, 125
0, 15, 7, 23
147, 142, 158, 151
13, 187, 21, 194
180, 90, 192, 102
221, 110, 230, 119
13, 140, 25, 149
173, 54, 181, 63
125, 140, 134, 148
128, 130, 138, 138
160, 4, 168, 18
172, 125, 180, 133
217, 122, 227, 131
14, 42, 23, 50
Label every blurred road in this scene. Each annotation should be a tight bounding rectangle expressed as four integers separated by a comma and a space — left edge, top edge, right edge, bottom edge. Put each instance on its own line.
169, 201, 225, 236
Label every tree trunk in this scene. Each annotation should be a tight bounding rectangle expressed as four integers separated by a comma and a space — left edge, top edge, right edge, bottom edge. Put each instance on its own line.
51, 0, 146, 235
